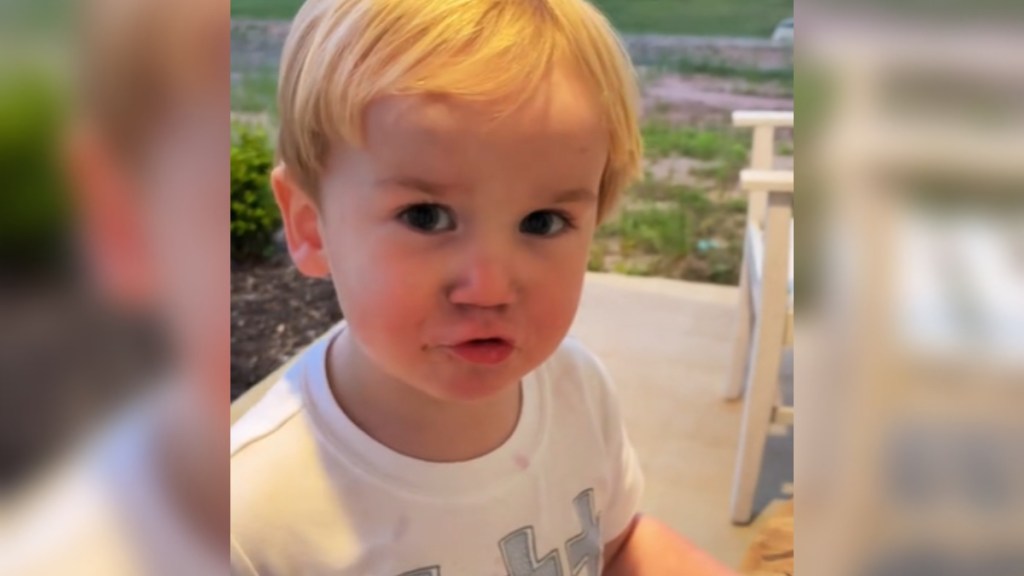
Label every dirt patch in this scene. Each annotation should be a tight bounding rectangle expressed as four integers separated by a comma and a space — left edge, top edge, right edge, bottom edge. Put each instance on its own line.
642, 73, 793, 124
644, 156, 718, 187
1, 284, 165, 485
231, 254, 342, 399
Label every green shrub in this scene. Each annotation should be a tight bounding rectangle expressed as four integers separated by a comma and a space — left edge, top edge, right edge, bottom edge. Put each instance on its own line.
230, 121, 280, 263
0, 67, 71, 275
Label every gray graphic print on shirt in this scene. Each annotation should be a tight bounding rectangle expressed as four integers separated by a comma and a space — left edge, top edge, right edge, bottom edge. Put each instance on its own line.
399, 488, 602, 576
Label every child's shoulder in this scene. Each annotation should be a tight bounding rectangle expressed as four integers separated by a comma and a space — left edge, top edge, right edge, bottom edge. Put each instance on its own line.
535, 335, 622, 418
540, 335, 615, 389
229, 335, 331, 532
229, 371, 312, 515
230, 326, 335, 459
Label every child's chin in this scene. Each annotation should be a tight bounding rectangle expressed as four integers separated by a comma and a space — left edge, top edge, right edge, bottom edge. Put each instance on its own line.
426, 374, 521, 404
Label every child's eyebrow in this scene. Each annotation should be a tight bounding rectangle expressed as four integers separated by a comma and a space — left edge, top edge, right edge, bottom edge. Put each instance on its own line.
377, 177, 596, 204
376, 177, 453, 197
550, 187, 597, 204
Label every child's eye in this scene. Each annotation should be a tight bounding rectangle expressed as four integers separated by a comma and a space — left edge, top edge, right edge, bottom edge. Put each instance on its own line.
520, 210, 571, 237
398, 203, 456, 233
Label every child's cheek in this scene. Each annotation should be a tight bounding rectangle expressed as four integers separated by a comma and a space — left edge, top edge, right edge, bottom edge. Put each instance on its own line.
347, 239, 436, 338
531, 261, 586, 341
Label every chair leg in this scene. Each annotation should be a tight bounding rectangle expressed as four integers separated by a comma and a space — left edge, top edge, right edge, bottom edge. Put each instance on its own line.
729, 193, 791, 525
724, 255, 753, 400
729, 311, 786, 524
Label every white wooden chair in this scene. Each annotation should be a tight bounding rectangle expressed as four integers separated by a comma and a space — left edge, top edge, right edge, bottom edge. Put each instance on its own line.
725, 110, 794, 524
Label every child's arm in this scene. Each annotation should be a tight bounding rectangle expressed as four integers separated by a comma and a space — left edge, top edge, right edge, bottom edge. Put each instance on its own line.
603, 514, 737, 576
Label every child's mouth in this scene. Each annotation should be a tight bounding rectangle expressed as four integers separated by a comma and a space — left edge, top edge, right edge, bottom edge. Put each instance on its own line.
448, 338, 515, 365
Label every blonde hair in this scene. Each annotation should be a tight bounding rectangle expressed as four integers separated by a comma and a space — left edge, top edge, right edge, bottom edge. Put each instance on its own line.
278, 0, 642, 222
78, 0, 223, 164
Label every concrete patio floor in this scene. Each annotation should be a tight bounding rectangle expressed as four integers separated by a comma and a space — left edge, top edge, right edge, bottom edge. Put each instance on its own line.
570, 273, 792, 568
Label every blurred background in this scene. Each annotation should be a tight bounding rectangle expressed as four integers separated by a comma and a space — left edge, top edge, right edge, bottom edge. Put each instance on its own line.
0, 0, 167, 491
798, 4, 1024, 575
2, 0, 228, 573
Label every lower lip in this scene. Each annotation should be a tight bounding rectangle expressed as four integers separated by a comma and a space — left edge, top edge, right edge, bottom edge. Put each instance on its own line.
447, 341, 514, 365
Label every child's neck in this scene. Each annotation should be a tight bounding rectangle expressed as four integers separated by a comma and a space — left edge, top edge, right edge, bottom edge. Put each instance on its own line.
326, 330, 522, 463
155, 384, 228, 553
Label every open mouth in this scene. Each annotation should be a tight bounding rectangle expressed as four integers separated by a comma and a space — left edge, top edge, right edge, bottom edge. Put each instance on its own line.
448, 337, 515, 365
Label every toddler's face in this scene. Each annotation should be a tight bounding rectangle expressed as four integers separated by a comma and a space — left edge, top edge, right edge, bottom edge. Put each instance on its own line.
318, 63, 608, 402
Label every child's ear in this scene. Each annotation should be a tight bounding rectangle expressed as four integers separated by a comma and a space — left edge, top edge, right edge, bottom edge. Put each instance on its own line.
270, 165, 330, 278
64, 125, 157, 308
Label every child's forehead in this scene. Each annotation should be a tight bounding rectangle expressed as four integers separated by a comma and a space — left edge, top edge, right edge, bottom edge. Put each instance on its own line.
364, 64, 606, 143
360, 97, 606, 171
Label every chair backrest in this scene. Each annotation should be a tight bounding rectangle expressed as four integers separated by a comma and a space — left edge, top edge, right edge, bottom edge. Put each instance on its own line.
732, 111, 794, 226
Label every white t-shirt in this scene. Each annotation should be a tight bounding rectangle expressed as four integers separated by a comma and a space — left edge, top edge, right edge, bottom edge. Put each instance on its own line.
0, 387, 226, 576
230, 323, 644, 576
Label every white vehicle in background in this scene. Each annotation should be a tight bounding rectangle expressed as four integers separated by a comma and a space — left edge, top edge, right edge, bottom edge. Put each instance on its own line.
771, 17, 793, 45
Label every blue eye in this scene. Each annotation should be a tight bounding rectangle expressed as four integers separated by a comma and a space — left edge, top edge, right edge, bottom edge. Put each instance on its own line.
520, 211, 570, 236
398, 204, 456, 233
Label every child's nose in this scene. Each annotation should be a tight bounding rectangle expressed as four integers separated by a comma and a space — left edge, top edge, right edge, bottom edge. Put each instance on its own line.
447, 249, 518, 309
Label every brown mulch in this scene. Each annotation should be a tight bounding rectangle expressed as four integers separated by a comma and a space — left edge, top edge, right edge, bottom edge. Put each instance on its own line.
740, 498, 794, 575
1, 283, 164, 486
230, 254, 342, 400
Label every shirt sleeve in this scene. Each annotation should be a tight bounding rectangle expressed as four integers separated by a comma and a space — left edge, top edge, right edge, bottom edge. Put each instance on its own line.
231, 536, 260, 576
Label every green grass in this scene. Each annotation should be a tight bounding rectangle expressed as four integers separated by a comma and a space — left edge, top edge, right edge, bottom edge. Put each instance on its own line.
231, 70, 279, 115
588, 0, 790, 36
588, 175, 748, 284
641, 122, 749, 188
601, 207, 692, 259
231, 0, 792, 37
642, 123, 748, 161
232, 0, 303, 19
